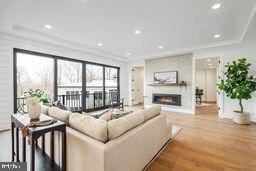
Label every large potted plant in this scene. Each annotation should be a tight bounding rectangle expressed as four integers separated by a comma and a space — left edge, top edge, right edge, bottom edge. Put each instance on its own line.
218, 58, 256, 124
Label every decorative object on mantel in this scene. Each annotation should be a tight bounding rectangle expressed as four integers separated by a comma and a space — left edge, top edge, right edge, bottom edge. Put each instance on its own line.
179, 80, 187, 86
154, 71, 178, 84
24, 89, 50, 119
217, 58, 256, 125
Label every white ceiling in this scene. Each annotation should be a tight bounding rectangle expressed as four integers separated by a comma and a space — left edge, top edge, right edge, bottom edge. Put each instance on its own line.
0, 0, 256, 61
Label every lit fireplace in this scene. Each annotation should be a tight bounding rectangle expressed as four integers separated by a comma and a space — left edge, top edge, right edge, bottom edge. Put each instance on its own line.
152, 93, 181, 106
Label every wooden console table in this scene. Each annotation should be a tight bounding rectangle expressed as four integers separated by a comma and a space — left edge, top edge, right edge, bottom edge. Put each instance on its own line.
11, 113, 66, 171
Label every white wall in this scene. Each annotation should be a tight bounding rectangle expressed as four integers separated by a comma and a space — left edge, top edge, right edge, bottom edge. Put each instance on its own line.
0, 33, 129, 130
195, 68, 217, 102
206, 69, 217, 102
194, 43, 256, 121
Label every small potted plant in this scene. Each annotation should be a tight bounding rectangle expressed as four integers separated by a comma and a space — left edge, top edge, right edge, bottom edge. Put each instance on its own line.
218, 58, 256, 124
24, 89, 50, 119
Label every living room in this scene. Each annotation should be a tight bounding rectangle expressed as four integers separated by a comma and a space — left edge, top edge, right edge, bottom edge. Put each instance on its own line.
1, 0, 256, 171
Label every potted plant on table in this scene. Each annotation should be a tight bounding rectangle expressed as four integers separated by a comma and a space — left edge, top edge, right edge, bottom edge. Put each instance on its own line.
24, 89, 50, 119
217, 58, 256, 124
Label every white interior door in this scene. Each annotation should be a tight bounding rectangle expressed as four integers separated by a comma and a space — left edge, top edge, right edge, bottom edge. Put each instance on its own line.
131, 67, 144, 105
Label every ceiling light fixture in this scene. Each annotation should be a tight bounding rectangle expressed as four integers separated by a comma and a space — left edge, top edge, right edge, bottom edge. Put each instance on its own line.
158, 46, 163, 50
211, 3, 221, 10
126, 52, 131, 56
45, 24, 52, 29
98, 43, 103, 47
207, 59, 211, 62
134, 30, 141, 35
210, 66, 213, 69
214, 34, 221, 39
208, 63, 212, 66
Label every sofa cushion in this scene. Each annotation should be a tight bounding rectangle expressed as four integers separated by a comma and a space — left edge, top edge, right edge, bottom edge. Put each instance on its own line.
143, 105, 161, 121
48, 107, 72, 125
69, 113, 108, 142
41, 105, 50, 115
99, 111, 112, 121
108, 111, 145, 140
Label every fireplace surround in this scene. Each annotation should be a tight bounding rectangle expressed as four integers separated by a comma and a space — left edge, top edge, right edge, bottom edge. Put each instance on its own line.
152, 93, 181, 106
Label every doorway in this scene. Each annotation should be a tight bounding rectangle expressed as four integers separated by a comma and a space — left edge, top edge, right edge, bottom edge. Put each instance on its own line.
195, 57, 219, 115
131, 67, 144, 106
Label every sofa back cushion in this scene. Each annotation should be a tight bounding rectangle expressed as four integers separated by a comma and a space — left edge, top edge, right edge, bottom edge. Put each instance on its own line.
107, 111, 144, 140
69, 113, 108, 142
48, 107, 72, 125
99, 111, 112, 122
143, 105, 161, 121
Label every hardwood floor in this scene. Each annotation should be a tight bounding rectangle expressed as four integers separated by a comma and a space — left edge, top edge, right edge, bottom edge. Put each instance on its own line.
147, 104, 256, 171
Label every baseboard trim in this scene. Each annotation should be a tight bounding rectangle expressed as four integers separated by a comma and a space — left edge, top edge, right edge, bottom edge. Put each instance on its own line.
0, 125, 10, 132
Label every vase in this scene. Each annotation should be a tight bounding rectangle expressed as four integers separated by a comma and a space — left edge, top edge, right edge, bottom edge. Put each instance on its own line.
28, 104, 41, 120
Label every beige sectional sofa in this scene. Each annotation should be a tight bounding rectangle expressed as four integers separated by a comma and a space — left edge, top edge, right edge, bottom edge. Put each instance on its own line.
40, 105, 172, 171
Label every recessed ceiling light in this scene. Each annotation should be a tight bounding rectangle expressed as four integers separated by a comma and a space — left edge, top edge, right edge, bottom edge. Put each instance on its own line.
45, 24, 52, 29
126, 52, 131, 56
211, 3, 221, 10
208, 63, 212, 66
158, 46, 163, 50
134, 30, 141, 35
98, 43, 103, 47
207, 59, 211, 62
214, 34, 221, 39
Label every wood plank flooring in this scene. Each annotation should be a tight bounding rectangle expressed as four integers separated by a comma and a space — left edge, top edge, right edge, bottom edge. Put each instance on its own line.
147, 104, 256, 171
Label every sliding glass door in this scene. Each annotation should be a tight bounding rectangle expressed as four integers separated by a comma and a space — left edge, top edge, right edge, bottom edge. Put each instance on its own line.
86, 64, 104, 110
14, 49, 120, 113
16, 52, 54, 113
105, 67, 119, 106
57, 59, 83, 112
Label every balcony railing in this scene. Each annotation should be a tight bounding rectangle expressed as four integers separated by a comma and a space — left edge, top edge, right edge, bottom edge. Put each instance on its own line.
16, 91, 119, 114
17, 97, 28, 114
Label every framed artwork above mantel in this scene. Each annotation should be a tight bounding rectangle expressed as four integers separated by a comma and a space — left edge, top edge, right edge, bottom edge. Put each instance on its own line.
153, 71, 178, 84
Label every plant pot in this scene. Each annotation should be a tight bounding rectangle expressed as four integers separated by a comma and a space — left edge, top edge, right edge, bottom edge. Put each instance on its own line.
233, 111, 250, 125
28, 104, 41, 120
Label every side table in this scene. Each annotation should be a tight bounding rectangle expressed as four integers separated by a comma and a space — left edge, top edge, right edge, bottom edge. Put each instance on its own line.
11, 113, 66, 171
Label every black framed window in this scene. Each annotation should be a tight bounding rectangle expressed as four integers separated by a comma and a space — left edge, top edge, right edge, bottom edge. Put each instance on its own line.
13, 48, 120, 113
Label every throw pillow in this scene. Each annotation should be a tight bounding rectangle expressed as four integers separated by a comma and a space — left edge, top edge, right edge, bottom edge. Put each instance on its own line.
52, 100, 67, 110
